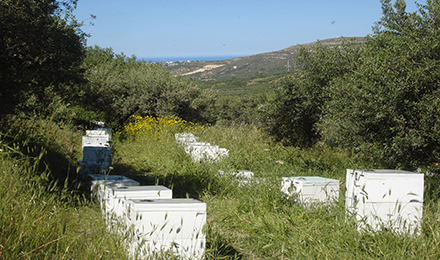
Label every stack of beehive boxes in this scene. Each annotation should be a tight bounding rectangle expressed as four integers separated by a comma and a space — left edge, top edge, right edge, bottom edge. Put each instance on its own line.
84, 125, 424, 259
281, 176, 340, 205
280, 169, 424, 235
95, 176, 206, 259
126, 198, 206, 259
345, 169, 424, 235
82, 129, 206, 259
175, 133, 229, 162
176, 132, 424, 236
78, 127, 112, 175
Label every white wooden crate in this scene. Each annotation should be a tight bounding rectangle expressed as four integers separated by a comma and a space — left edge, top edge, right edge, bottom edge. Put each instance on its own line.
345, 169, 424, 235
281, 176, 339, 204
127, 198, 206, 260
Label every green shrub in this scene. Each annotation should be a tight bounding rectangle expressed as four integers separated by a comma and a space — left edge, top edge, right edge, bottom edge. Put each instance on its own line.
0, 0, 86, 115
320, 0, 440, 170
81, 46, 216, 126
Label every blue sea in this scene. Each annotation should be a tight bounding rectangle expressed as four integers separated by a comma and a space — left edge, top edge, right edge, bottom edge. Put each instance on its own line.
139, 55, 244, 63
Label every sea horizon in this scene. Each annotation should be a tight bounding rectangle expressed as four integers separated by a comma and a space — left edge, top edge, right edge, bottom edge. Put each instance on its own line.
139, 55, 247, 63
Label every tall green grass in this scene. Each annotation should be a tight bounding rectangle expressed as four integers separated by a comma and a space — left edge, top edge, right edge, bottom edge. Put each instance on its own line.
3, 113, 440, 259
0, 116, 130, 259
113, 123, 440, 259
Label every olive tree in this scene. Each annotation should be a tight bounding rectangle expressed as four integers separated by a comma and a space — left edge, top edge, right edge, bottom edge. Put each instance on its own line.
319, 0, 440, 169
263, 39, 361, 146
81, 46, 216, 126
0, 0, 86, 115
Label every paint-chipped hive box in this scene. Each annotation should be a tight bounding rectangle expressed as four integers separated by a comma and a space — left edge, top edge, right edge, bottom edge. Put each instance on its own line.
281, 176, 339, 204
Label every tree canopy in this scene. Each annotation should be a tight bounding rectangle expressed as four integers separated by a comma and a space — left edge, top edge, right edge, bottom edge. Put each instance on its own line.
0, 0, 86, 115
266, 0, 440, 169
81, 46, 217, 126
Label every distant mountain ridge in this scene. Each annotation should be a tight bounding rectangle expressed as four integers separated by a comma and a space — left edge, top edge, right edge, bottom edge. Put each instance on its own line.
166, 37, 366, 82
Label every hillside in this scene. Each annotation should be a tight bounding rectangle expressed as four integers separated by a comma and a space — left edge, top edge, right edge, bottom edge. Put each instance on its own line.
165, 37, 366, 82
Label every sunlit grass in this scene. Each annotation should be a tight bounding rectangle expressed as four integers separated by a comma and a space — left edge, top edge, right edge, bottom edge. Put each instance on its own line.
121, 115, 205, 140
4, 113, 440, 259
113, 121, 440, 259
0, 117, 129, 259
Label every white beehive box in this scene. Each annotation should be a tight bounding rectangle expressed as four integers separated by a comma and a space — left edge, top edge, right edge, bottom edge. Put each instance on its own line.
127, 198, 206, 260
175, 133, 198, 145
92, 121, 105, 127
175, 133, 195, 139
86, 129, 107, 136
86, 130, 111, 141
88, 174, 140, 201
184, 142, 210, 154
82, 136, 110, 148
82, 146, 112, 164
281, 176, 339, 204
94, 127, 112, 139
218, 170, 259, 186
103, 185, 173, 220
217, 148, 229, 159
191, 145, 219, 162
205, 146, 229, 162
130, 235, 205, 260
345, 169, 424, 235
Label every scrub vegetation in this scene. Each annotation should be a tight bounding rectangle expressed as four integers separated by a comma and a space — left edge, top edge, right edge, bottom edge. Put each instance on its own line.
2, 0, 440, 259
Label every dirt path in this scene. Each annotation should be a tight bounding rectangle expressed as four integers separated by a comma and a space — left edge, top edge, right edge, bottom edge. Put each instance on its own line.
181, 64, 224, 76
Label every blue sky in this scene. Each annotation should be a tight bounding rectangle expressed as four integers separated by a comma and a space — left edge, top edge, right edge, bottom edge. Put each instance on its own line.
73, 0, 420, 60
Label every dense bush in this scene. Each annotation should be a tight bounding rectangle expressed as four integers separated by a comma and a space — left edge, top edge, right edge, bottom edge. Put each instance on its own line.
263, 39, 361, 147
81, 46, 216, 126
211, 94, 266, 126
266, 0, 440, 169
320, 0, 440, 169
0, 0, 86, 115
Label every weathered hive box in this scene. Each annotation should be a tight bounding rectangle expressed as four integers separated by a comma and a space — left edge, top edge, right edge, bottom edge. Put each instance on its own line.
185, 144, 229, 162
86, 130, 111, 141
204, 146, 229, 162
218, 170, 257, 186
175, 133, 198, 144
82, 136, 110, 148
94, 127, 112, 139
82, 146, 112, 164
127, 198, 206, 260
281, 176, 339, 204
183, 142, 210, 154
345, 169, 424, 235
175, 133, 195, 139
91, 121, 105, 127
217, 148, 229, 159
191, 145, 219, 162
218, 170, 255, 179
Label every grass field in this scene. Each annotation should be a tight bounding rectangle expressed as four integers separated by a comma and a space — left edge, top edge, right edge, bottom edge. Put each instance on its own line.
0, 115, 129, 259
113, 118, 440, 259
2, 115, 440, 259
201, 72, 289, 96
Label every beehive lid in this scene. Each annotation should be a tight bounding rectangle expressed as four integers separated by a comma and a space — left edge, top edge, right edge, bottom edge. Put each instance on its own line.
129, 198, 206, 212
94, 178, 139, 187
355, 169, 420, 175
283, 176, 339, 185
187, 142, 210, 146
111, 185, 172, 197
89, 174, 125, 180
89, 175, 139, 186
